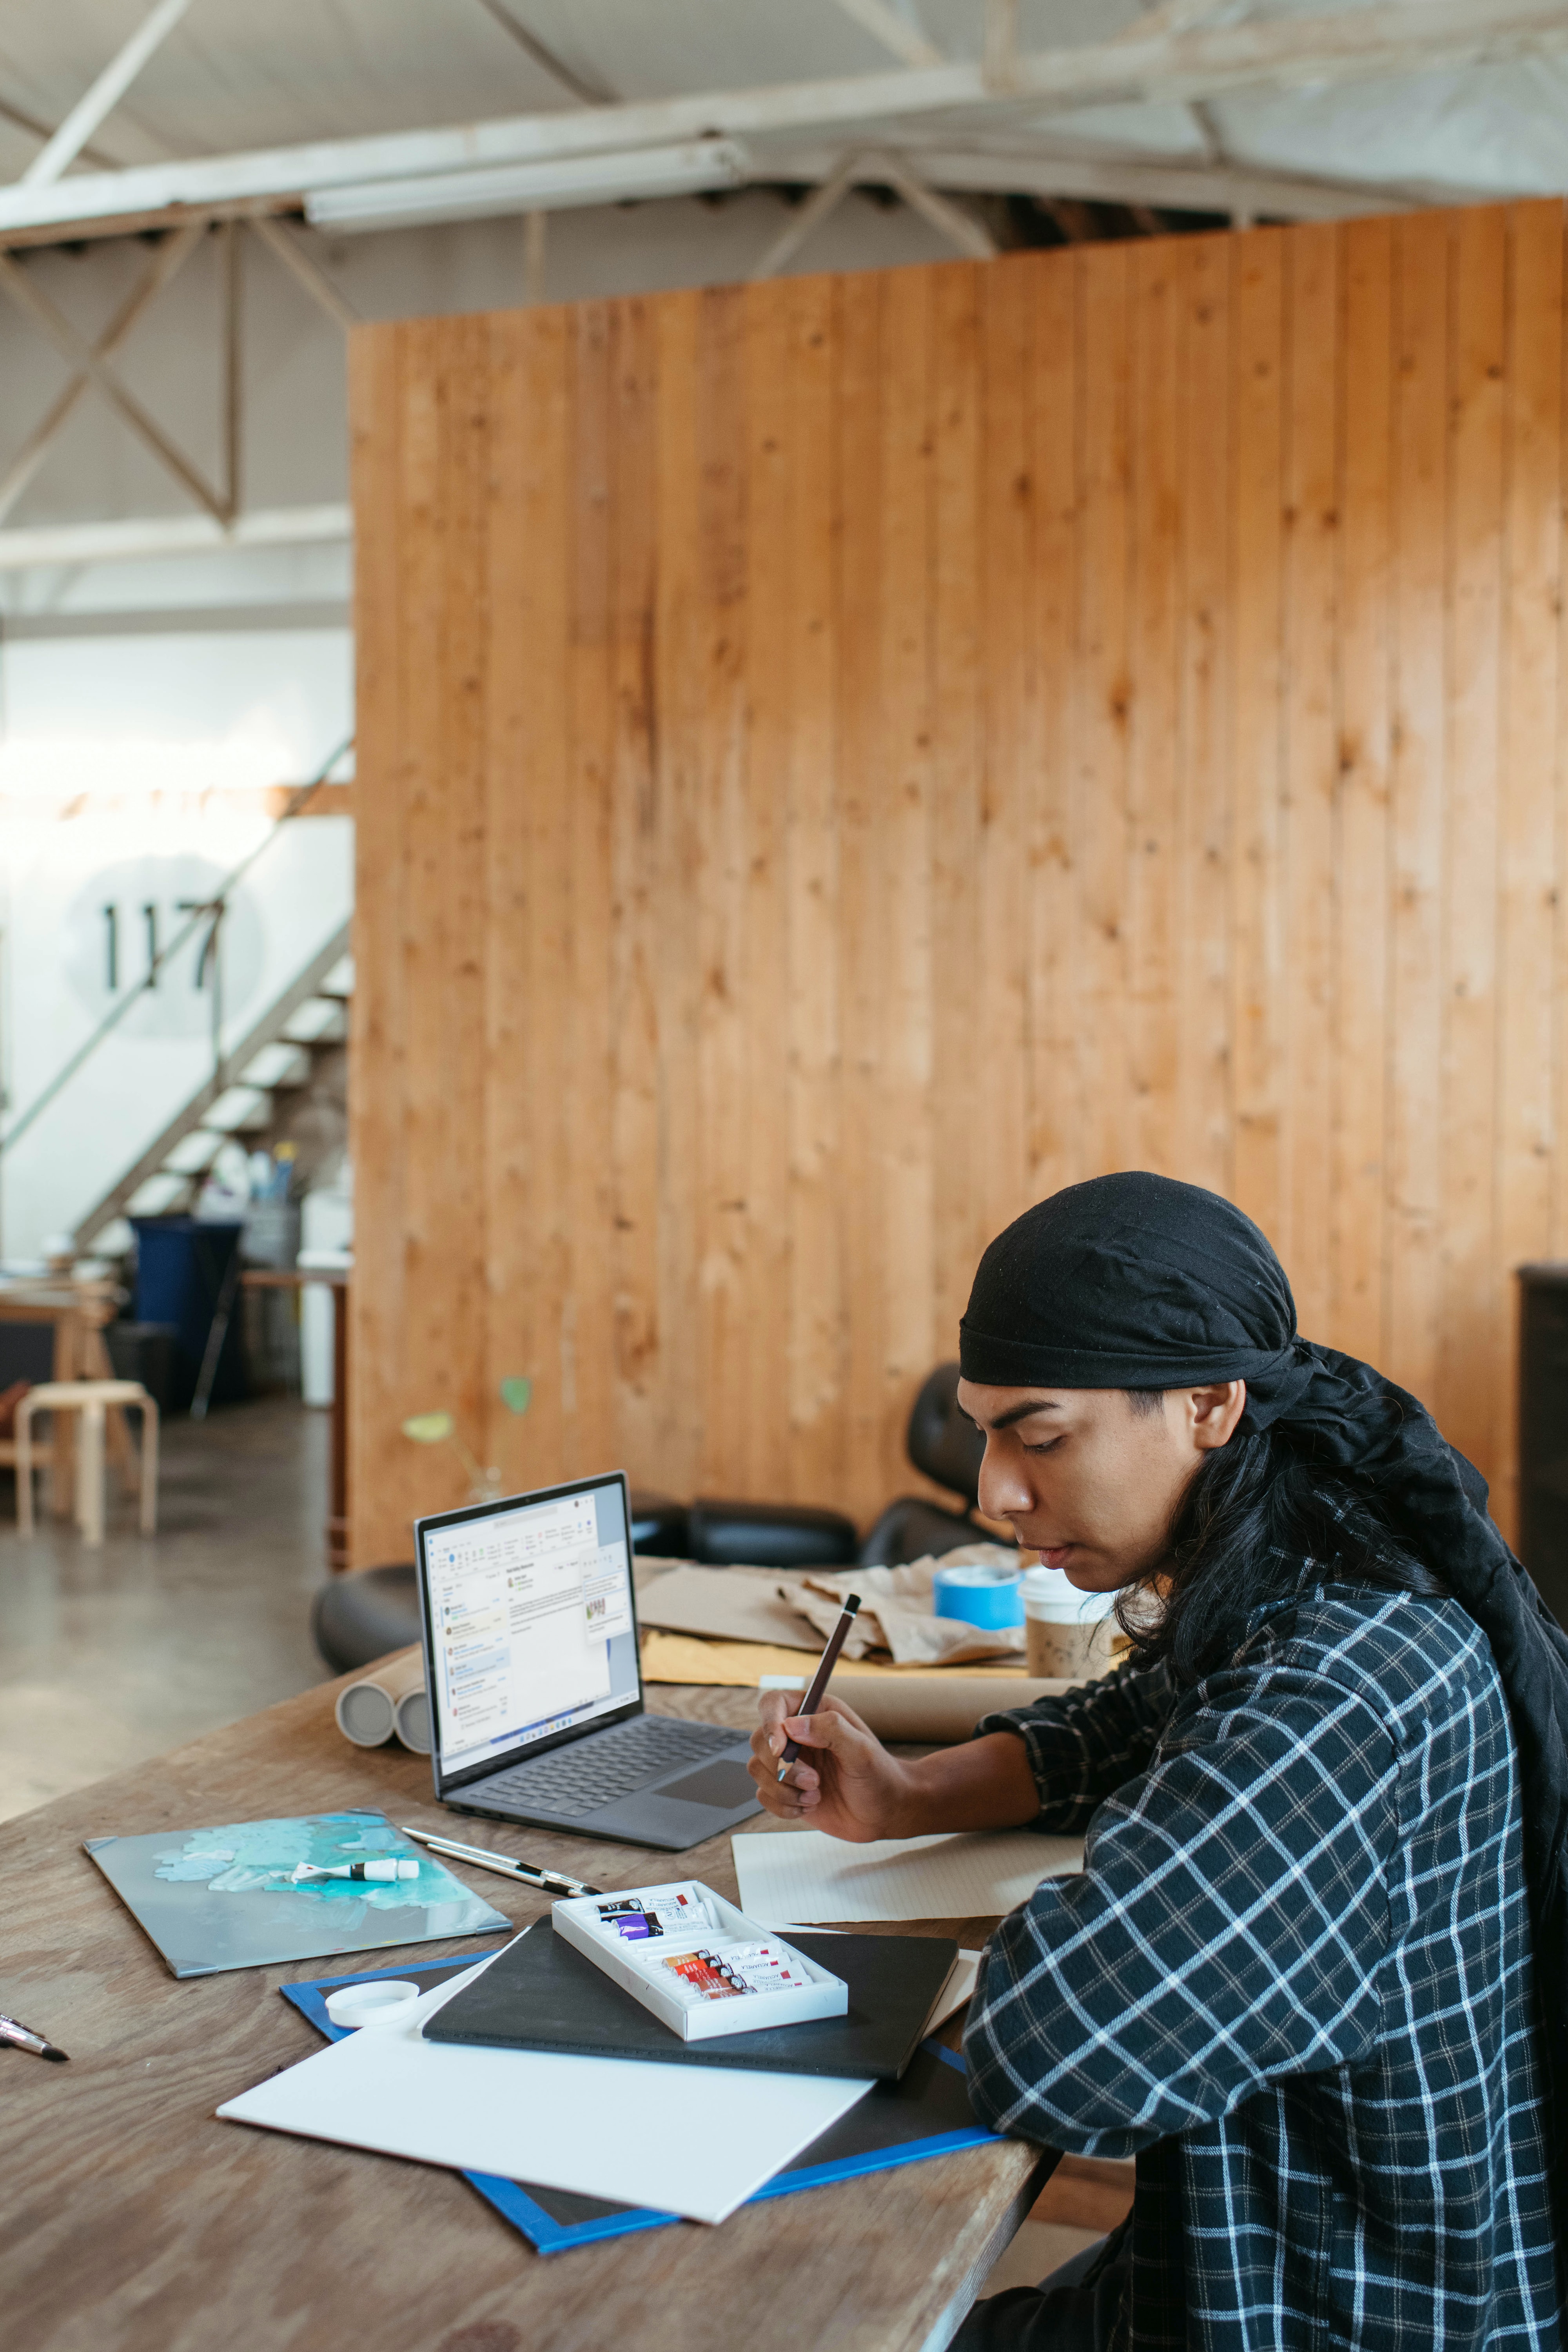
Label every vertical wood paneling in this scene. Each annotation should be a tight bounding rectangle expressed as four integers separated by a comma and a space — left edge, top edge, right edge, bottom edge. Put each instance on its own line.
779, 276, 843, 1505
1495, 205, 1564, 1539
1024, 247, 1079, 1201
1178, 238, 1234, 1198
352, 203, 1568, 1564
1230, 231, 1286, 1241
1440, 209, 1508, 1468
933, 263, 987, 1342
1334, 218, 1394, 1363
346, 313, 406, 1545
693, 288, 753, 1494
650, 289, 704, 1495
835, 276, 889, 1514
1128, 239, 1183, 1181
1076, 246, 1134, 1181
606, 296, 661, 1485
1279, 223, 1340, 1334
1387, 214, 1449, 1416
877, 268, 937, 1496
565, 304, 617, 1473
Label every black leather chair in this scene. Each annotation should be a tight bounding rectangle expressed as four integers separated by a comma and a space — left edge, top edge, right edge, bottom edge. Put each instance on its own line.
857, 1361, 1001, 1566
311, 1490, 691, 1671
678, 1365, 1002, 1573
312, 1563, 421, 1673
686, 1497, 858, 1571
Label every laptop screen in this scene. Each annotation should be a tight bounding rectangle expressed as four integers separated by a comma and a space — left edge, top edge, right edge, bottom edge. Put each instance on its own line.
419, 1475, 641, 1784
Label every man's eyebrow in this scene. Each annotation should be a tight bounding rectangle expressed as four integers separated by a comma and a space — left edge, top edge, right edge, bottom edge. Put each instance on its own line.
971, 1397, 1064, 1433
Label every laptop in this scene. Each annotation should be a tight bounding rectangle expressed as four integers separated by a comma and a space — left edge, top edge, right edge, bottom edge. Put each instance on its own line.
415, 1470, 763, 1851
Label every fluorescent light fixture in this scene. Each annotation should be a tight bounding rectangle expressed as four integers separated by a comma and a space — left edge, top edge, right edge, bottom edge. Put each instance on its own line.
305, 138, 752, 233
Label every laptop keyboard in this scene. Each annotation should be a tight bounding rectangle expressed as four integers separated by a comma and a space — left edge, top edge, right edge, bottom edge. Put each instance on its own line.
480, 1715, 741, 1815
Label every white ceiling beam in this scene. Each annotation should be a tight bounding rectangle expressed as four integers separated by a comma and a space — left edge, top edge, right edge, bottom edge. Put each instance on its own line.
826, 0, 943, 71
860, 142, 1464, 222
0, 219, 203, 525
874, 149, 997, 257
752, 143, 996, 276
984, 0, 1021, 91
0, 502, 351, 574
247, 215, 360, 332
0, 0, 1562, 245
1120, 0, 1236, 38
750, 151, 865, 279
22, 0, 195, 189
0, 248, 229, 519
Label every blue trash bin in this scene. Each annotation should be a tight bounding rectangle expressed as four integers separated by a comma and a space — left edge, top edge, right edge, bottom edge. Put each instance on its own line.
131, 1217, 249, 1411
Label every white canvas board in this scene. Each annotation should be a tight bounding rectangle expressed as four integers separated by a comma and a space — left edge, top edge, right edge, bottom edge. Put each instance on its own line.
731, 1829, 1083, 1926
218, 1947, 870, 2224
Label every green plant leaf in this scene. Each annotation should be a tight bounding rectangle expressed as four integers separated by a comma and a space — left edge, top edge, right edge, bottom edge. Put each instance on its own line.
402, 1411, 454, 1444
499, 1376, 533, 1417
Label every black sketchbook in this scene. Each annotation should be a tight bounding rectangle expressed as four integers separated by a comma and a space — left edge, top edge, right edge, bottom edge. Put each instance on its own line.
424, 1920, 961, 2081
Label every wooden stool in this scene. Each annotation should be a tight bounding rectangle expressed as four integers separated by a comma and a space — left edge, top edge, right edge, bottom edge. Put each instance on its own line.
15, 1381, 159, 1545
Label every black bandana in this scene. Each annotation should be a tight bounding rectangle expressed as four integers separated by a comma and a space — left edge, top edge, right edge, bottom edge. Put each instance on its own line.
961, 1170, 1568, 2227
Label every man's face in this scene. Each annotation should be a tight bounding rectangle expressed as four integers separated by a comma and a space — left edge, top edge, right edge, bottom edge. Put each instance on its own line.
955, 1379, 1247, 1593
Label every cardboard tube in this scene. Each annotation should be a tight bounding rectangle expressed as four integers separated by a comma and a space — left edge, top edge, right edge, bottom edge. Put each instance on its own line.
394, 1682, 432, 1755
758, 1673, 1071, 1747
335, 1646, 426, 1748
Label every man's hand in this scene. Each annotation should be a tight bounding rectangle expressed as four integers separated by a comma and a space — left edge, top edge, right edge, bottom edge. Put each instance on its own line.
749, 1695, 1045, 1843
748, 1690, 916, 1841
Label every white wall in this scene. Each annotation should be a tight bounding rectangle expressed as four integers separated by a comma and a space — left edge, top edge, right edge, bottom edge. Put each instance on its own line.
0, 630, 352, 1260
0, 187, 958, 1261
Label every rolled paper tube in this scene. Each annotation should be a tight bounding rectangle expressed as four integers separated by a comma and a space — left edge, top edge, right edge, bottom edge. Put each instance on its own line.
394, 1682, 431, 1755
334, 1645, 427, 1748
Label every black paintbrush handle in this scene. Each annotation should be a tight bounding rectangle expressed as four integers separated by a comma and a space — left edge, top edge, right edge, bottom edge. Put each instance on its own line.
777, 1595, 861, 1779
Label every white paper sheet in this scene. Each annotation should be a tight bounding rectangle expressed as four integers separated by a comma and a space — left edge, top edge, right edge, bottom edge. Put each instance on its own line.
732, 1829, 1082, 1925
217, 1941, 871, 2224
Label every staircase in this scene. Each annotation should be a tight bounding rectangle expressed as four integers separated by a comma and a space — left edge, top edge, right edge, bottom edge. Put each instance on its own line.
71, 924, 353, 1254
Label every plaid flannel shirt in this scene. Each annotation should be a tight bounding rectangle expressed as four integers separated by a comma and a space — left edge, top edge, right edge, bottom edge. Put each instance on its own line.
965, 1583, 1560, 2351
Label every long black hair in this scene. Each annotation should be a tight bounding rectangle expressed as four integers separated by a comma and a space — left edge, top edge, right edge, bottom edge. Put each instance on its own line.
1117, 1411, 1450, 1689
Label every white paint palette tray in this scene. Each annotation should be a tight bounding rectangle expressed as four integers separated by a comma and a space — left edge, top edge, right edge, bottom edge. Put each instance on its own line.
552, 1879, 848, 2042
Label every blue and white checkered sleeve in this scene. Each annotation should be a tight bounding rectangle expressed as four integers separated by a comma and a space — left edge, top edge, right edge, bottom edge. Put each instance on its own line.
964, 1658, 1397, 2156
975, 1656, 1175, 1833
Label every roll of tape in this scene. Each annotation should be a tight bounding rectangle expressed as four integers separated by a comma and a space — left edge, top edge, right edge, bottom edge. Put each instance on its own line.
324, 1979, 423, 2030
932, 1563, 1024, 1630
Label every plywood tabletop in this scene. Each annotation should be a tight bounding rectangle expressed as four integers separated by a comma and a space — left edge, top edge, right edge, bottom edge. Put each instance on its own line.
0, 1674, 1049, 2352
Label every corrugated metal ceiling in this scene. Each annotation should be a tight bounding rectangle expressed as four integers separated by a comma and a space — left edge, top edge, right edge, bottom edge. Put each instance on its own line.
0, 1, 1564, 209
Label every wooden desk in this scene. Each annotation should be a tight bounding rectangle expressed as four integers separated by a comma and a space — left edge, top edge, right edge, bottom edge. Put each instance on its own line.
0, 1676, 1050, 2352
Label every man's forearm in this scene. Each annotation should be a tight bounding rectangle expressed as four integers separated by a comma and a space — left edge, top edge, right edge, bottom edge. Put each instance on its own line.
885, 1730, 1041, 1837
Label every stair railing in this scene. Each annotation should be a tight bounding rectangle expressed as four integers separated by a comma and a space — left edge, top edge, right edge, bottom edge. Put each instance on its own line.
0, 735, 354, 1160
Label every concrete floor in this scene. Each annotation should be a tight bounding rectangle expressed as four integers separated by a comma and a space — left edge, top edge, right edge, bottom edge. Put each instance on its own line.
0, 1395, 332, 1822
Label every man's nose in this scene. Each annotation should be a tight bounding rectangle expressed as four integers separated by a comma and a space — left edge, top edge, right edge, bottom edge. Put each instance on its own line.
977, 1439, 1033, 1522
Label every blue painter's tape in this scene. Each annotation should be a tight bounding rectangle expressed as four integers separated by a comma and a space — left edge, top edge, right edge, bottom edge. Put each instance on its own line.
932, 1564, 1025, 1630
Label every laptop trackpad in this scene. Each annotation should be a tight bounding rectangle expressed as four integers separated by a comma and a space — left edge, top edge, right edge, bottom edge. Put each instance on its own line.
655, 1760, 756, 1809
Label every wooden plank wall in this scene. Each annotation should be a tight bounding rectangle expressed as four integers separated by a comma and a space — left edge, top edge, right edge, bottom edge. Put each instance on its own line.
348, 201, 1568, 1567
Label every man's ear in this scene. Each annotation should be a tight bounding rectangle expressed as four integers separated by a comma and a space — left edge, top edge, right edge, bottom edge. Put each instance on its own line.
1189, 1380, 1247, 1452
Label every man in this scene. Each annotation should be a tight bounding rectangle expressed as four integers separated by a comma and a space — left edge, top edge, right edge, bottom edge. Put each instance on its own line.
749, 1174, 1564, 2351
